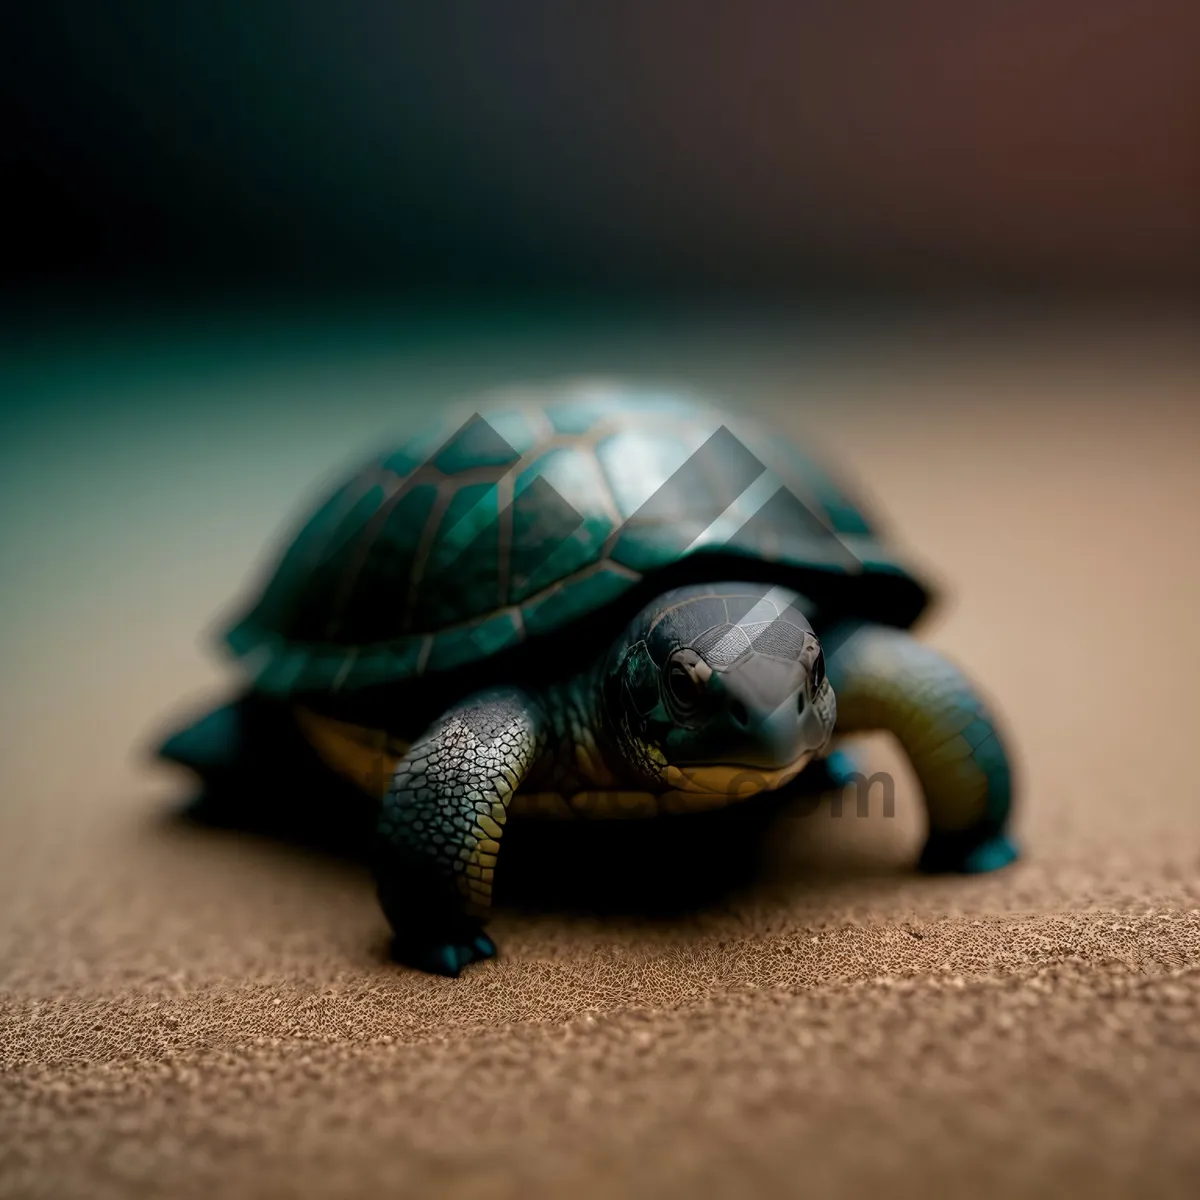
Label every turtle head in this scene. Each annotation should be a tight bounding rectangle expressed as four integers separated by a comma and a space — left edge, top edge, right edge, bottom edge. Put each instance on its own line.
600, 582, 837, 800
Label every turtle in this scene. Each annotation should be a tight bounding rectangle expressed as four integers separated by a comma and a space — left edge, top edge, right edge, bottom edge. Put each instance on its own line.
157, 380, 1018, 976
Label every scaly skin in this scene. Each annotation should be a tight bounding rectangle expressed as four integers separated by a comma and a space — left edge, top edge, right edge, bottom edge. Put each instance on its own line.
326, 593, 1018, 978
375, 686, 549, 976
373, 662, 641, 975
821, 621, 1018, 873
534, 662, 618, 796
161, 625, 1017, 980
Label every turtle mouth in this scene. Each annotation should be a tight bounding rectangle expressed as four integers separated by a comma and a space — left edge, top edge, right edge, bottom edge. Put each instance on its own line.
659, 749, 818, 799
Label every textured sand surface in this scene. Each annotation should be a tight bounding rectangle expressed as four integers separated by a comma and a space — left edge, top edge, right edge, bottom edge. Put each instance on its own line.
2, 314, 1199, 1199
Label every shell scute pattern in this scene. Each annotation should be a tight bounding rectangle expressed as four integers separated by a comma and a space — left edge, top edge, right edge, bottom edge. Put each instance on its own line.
519, 562, 640, 639
231, 474, 370, 656
424, 608, 526, 675
414, 480, 503, 628
223, 387, 925, 695
505, 449, 597, 585
432, 413, 526, 474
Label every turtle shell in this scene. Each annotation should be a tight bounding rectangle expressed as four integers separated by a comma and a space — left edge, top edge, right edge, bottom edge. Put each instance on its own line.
224, 381, 934, 696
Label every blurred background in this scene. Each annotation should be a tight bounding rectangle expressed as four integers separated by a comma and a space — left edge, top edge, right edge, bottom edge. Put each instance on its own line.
3, 7, 1200, 1198
5, 0, 1199, 303
4, 0, 1198, 734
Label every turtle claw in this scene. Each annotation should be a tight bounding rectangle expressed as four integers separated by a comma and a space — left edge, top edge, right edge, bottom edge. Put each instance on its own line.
390, 931, 499, 977
918, 831, 1020, 875
818, 748, 862, 790
797, 748, 863, 792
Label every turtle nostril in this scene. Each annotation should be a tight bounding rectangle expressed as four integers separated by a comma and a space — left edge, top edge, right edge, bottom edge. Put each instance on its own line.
797, 689, 807, 713
729, 699, 749, 727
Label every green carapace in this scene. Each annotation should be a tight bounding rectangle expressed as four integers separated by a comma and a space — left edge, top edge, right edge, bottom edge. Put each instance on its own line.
159, 381, 1018, 975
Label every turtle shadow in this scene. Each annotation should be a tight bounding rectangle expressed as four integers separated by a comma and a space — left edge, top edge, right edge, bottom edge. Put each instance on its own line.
496, 791, 865, 917
156, 691, 914, 919
164, 776, 376, 867
153, 687, 917, 924
162, 765, 908, 924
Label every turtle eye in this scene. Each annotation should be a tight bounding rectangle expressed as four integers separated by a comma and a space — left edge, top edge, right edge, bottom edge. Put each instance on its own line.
666, 661, 705, 713
811, 648, 826, 693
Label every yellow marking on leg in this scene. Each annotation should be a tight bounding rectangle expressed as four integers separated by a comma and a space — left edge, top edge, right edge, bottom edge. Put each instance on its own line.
477, 813, 503, 839
828, 624, 1000, 835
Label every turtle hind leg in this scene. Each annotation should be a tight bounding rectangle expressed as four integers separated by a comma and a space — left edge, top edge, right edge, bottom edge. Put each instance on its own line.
822, 621, 1019, 875
155, 692, 296, 794
156, 694, 275, 833
375, 685, 547, 977
156, 694, 368, 851
158, 697, 253, 779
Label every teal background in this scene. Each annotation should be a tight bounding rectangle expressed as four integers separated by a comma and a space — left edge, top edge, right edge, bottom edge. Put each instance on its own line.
4, 6, 1200, 1192
3, 305, 1198, 821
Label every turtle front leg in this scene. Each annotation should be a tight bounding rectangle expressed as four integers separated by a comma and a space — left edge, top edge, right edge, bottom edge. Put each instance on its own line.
822, 622, 1019, 874
375, 686, 547, 977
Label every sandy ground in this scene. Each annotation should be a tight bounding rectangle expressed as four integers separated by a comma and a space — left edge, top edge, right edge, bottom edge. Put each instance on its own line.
2, 311, 1199, 1199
